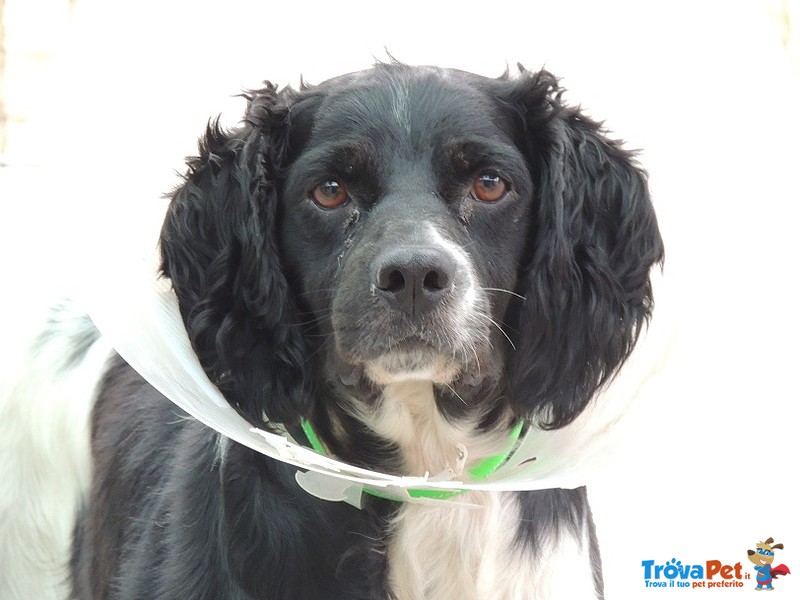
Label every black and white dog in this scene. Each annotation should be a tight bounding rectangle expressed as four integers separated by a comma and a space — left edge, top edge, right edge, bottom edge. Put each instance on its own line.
4, 63, 663, 599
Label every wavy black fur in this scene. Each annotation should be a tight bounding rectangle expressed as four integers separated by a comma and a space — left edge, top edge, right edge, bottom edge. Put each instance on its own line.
504, 71, 663, 427
160, 87, 312, 426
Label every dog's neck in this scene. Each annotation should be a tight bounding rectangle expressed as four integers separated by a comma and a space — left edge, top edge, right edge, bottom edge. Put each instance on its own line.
356, 380, 512, 478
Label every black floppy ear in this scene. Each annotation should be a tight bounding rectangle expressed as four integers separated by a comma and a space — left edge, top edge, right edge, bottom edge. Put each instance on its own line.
507, 69, 664, 429
160, 84, 310, 426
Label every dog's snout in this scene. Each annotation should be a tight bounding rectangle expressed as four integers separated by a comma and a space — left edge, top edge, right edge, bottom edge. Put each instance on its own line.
372, 247, 457, 316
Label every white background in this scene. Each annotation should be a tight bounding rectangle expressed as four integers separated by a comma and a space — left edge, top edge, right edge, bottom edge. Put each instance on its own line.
1, 0, 798, 596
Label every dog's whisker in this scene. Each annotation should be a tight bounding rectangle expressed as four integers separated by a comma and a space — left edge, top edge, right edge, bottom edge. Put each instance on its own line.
301, 334, 336, 364
443, 382, 468, 406
302, 333, 336, 340
291, 313, 332, 328
477, 287, 527, 301
296, 287, 338, 298
455, 239, 480, 251
476, 312, 517, 351
462, 339, 482, 377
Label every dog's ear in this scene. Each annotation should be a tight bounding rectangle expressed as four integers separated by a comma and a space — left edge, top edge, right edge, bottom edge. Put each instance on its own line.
506, 69, 664, 429
160, 84, 310, 426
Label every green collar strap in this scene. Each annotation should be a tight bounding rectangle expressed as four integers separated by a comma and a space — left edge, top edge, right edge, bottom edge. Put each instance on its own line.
299, 418, 525, 502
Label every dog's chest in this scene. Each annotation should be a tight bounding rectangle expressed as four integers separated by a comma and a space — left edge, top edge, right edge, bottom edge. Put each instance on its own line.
385, 491, 597, 600
386, 492, 523, 599
362, 382, 598, 599
364, 381, 504, 477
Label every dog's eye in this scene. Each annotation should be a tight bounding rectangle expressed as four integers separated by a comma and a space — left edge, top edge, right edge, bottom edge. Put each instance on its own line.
472, 173, 509, 203
311, 180, 349, 209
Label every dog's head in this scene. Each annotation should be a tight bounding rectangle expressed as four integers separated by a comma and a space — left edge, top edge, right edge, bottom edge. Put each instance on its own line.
161, 63, 663, 434
747, 538, 783, 566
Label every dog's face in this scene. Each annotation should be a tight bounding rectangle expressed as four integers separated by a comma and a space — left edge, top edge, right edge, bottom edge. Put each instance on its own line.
160, 63, 663, 436
280, 69, 532, 392
747, 539, 783, 566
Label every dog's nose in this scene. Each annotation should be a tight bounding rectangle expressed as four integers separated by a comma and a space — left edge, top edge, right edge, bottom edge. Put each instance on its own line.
372, 247, 457, 316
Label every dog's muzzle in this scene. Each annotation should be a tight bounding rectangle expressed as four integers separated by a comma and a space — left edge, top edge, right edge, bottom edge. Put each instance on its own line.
332, 220, 487, 385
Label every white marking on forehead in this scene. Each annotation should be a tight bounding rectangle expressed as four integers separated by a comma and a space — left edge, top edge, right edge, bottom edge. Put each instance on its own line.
391, 80, 412, 136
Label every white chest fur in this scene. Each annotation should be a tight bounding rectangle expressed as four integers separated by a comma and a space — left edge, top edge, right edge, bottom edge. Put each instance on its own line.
362, 381, 599, 599
364, 381, 507, 476
386, 491, 598, 600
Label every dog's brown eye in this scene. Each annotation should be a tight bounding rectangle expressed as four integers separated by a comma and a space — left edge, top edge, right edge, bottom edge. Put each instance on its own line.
311, 180, 349, 209
472, 173, 509, 203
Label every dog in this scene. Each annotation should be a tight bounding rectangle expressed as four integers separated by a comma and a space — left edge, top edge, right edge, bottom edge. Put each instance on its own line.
5, 62, 663, 599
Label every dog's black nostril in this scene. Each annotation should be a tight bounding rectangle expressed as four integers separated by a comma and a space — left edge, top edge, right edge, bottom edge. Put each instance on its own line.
422, 269, 450, 292
372, 247, 457, 316
379, 268, 406, 294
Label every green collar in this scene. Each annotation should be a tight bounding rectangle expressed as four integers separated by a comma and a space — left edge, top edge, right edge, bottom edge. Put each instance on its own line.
299, 418, 525, 501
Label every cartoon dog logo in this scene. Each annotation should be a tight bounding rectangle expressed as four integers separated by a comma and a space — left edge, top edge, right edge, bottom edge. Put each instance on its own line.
747, 537, 791, 591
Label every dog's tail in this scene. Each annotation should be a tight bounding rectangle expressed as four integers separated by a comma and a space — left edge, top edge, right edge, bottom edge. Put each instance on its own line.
0, 300, 111, 600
